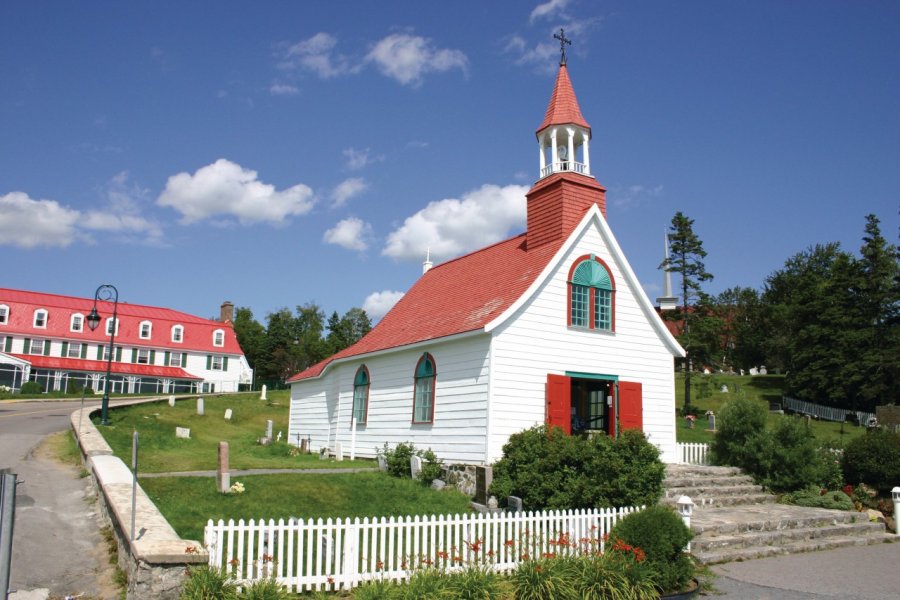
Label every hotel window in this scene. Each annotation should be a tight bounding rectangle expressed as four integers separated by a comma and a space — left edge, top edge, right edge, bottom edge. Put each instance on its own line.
172, 325, 184, 343
213, 329, 225, 347
29, 339, 45, 355
136, 349, 150, 364
168, 352, 183, 367
67, 342, 82, 358
33, 309, 48, 328
139, 321, 152, 339
105, 318, 119, 336
70, 313, 84, 332
210, 355, 224, 371
0, 305, 10, 324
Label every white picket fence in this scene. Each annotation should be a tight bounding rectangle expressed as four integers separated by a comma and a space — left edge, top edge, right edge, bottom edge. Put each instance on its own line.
204, 506, 643, 592
677, 442, 710, 465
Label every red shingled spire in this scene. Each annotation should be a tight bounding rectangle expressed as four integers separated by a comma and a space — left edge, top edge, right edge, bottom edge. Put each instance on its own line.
537, 64, 590, 135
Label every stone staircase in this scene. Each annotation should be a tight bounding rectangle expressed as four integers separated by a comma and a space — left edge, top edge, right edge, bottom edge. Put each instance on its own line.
664, 464, 898, 564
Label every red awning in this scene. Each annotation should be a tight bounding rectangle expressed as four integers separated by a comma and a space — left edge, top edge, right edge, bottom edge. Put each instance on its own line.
11, 354, 202, 380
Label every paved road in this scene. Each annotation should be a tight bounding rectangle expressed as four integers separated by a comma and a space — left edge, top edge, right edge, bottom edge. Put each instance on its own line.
0, 399, 120, 599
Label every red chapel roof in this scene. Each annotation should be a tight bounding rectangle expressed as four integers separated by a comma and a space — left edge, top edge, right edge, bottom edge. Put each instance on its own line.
288, 234, 565, 381
537, 64, 590, 134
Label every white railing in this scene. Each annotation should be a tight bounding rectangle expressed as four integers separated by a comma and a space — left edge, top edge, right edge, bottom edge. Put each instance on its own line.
205, 506, 643, 592
782, 396, 875, 426
540, 161, 588, 178
677, 442, 710, 465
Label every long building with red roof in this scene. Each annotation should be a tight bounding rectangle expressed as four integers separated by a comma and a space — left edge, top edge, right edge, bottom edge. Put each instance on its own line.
0, 288, 252, 394
287, 49, 684, 466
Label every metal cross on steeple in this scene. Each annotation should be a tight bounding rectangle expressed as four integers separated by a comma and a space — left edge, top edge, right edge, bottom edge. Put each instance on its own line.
554, 28, 571, 65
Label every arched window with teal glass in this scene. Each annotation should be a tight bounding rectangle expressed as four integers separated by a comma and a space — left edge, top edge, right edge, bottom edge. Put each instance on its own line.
352, 365, 370, 425
567, 254, 616, 331
412, 353, 437, 424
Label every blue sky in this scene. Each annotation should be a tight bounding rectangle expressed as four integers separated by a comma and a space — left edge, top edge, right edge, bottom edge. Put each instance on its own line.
1, 1, 898, 323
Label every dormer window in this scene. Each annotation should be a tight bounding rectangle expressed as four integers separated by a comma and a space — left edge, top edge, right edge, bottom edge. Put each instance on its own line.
105, 317, 119, 336
567, 255, 615, 332
172, 325, 184, 343
33, 309, 48, 328
213, 329, 224, 347
0, 305, 8, 324
70, 313, 84, 332
140, 321, 152, 339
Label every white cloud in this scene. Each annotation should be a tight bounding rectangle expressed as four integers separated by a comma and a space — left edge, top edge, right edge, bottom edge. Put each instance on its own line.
365, 34, 467, 86
343, 147, 383, 171
331, 177, 368, 208
0, 191, 82, 248
382, 184, 528, 262
504, 35, 558, 72
611, 184, 664, 209
269, 81, 299, 96
83, 171, 164, 243
278, 32, 355, 78
363, 290, 405, 320
530, 0, 573, 22
323, 217, 373, 251
157, 159, 315, 225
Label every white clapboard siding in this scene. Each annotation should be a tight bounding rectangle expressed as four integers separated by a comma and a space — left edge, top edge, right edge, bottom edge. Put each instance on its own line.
205, 505, 644, 592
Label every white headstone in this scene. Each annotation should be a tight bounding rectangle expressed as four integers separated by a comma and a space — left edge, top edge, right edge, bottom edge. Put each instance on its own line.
265, 419, 273, 439
224, 409, 232, 420
739, 369, 745, 376
168, 395, 175, 407
197, 397, 205, 415
377, 455, 387, 471
410, 455, 423, 480
335, 441, 344, 461
176, 427, 191, 439
260, 384, 267, 401
749, 368, 758, 376
759, 365, 768, 375
720, 385, 728, 393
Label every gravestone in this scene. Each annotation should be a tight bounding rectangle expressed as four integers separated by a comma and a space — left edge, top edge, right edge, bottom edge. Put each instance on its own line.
508, 496, 523, 513
260, 384, 267, 401
475, 466, 493, 505
176, 427, 190, 439
217, 442, 230, 493
749, 368, 758, 376
410, 455, 423, 480
265, 420, 273, 439
719, 385, 728, 393
431, 479, 446, 491
197, 397, 205, 416
335, 442, 344, 461
376, 454, 387, 471
300, 438, 309, 453
759, 365, 768, 375
708, 412, 716, 431
224, 409, 232, 421
168, 395, 175, 407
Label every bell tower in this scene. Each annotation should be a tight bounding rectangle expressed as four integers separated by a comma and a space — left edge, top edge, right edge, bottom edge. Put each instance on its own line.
527, 29, 607, 251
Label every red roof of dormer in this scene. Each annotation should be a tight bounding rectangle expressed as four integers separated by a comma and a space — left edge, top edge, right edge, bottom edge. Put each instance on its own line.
288, 233, 565, 381
537, 64, 590, 134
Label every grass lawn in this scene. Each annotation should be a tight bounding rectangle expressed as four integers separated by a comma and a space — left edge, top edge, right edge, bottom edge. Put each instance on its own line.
95, 390, 370, 472
674, 373, 867, 448
141, 472, 474, 542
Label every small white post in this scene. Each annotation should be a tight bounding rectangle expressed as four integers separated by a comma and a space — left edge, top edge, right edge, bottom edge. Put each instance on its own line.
197, 397, 204, 416
676, 495, 694, 551
335, 441, 343, 461
892, 487, 900, 535
260, 384, 267, 401
350, 417, 357, 461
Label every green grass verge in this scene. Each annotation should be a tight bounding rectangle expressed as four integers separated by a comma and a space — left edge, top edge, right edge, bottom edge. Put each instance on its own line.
674, 373, 866, 447
141, 472, 473, 542
95, 390, 369, 472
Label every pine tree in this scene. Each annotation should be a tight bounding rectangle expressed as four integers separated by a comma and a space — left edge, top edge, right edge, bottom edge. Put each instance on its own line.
661, 212, 714, 411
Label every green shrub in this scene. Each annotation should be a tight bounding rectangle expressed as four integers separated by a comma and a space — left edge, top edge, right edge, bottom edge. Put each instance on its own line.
573, 552, 657, 600
395, 568, 450, 600
489, 426, 664, 510
842, 429, 900, 494
445, 563, 510, 599
179, 566, 238, 599
607, 505, 694, 594
380, 442, 444, 484
19, 381, 43, 395
710, 394, 767, 469
781, 486, 854, 510
748, 417, 828, 492
352, 578, 397, 600
240, 576, 294, 599
510, 558, 576, 600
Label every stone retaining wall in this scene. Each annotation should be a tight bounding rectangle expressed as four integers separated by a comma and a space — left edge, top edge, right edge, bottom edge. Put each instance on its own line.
70, 406, 206, 599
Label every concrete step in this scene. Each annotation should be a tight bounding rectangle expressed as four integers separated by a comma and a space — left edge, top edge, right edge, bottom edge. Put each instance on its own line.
664, 493, 776, 508
693, 533, 898, 565
664, 484, 767, 498
666, 465, 743, 477
665, 475, 757, 488
694, 521, 887, 552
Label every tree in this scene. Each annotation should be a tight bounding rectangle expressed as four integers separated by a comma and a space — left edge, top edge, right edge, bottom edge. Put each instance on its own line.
326, 308, 372, 354
661, 212, 715, 411
232, 307, 267, 379
713, 286, 766, 371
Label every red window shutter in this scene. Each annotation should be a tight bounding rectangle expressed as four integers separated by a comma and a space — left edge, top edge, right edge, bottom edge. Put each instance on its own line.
546, 374, 571, 435
618, 381, 643, 431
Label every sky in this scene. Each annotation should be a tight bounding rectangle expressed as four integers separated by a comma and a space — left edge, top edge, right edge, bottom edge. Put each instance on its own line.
1, 1, 898, 324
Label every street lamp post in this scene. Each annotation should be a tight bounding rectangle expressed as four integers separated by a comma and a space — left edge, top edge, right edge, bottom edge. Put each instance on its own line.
86, 284, 118, 426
